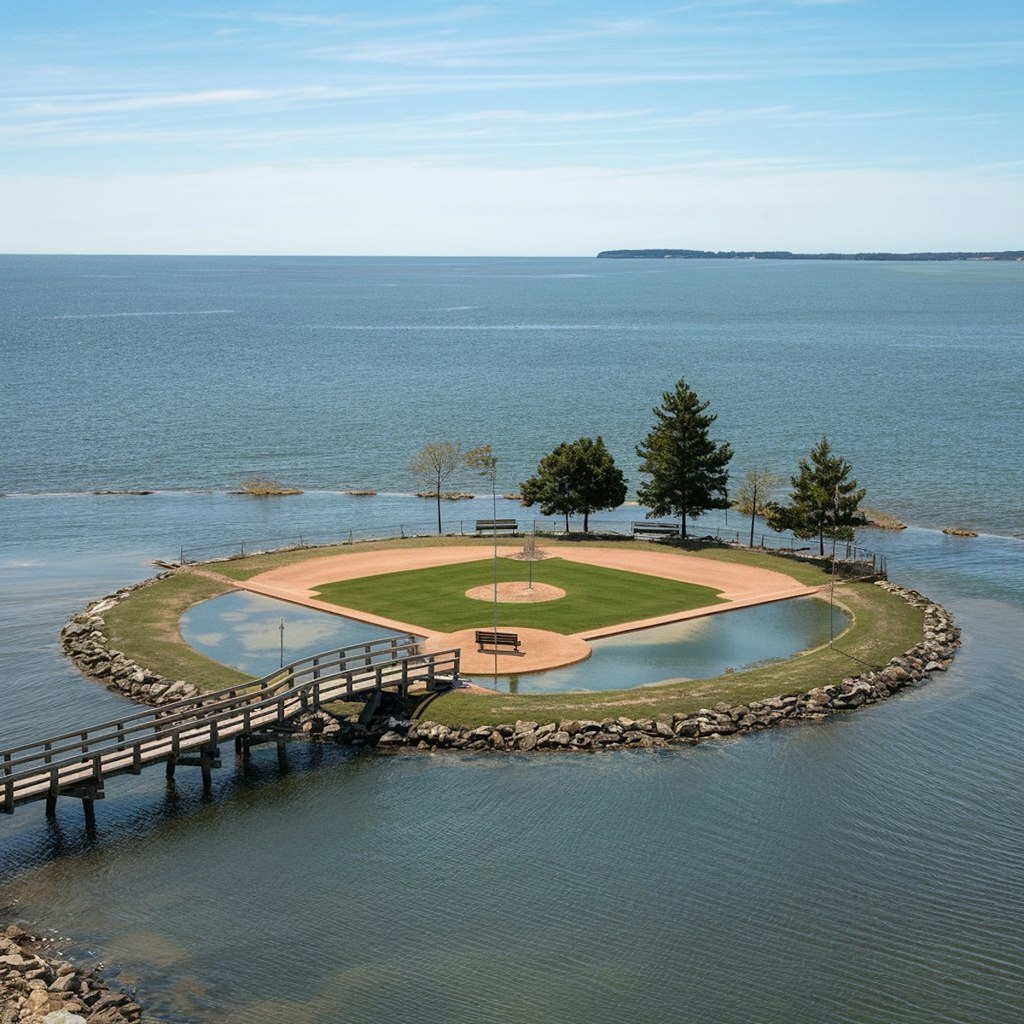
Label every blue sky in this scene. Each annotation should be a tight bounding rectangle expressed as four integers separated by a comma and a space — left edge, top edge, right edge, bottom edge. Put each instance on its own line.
3, 1, 1023, 254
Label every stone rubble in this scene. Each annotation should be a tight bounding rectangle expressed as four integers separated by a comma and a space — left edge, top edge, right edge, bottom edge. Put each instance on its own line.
0, 926, 145, 1024
59, 577, 201, 708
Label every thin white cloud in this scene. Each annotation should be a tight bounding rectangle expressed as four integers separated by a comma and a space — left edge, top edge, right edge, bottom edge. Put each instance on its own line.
186, 5, 492, 32
311, 21, 652, 68
11, 88, 280, 118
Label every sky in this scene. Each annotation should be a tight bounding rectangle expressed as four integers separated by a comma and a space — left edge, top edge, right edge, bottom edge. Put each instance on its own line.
2, 1, 1023, 255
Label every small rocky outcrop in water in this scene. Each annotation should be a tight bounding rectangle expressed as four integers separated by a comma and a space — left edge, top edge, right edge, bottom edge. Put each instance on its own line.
861, 507, 907, 530
0, 925, 144, 1023
942, 526, 979, 537
59, 578, 200, 707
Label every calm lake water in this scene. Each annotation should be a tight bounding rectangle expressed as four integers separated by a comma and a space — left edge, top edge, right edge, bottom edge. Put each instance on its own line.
3, 254, 1023, 537
1, 257, 1022, 1024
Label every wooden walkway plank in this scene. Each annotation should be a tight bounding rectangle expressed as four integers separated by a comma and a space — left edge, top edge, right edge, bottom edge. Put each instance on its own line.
2, 634, 460, 820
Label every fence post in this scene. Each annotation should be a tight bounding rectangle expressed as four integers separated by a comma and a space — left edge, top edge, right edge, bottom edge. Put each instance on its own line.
179, 545, 184, 564
240, 542, 245, 556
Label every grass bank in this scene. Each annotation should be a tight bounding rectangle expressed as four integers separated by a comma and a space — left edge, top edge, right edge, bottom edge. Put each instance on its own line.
104, 574, 252, 691
422, 580, 922, 727
108, 538, 916, 717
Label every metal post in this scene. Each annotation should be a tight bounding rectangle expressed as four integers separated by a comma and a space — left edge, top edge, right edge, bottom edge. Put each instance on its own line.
279, 619, 285, 668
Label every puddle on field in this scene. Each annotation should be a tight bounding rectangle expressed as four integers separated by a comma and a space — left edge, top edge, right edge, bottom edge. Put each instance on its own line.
180, 591, 408, 676
492, 596, 847, 693
182, 591, 846, 693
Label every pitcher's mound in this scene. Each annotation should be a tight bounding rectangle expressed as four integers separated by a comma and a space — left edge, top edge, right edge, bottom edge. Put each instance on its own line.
465, 582, 566, 603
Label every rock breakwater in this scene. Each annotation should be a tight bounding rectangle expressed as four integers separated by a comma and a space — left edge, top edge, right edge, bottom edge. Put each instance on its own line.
58, 575, 958, 755
369, 582, 959, 753
0, 925, 144, 1023
59, 579, 201, 707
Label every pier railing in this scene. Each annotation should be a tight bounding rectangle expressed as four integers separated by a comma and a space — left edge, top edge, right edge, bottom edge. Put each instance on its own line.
2, 634, 459, 819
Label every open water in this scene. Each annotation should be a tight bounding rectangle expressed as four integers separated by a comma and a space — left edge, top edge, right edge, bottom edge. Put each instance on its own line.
1, 256, 1023, 1023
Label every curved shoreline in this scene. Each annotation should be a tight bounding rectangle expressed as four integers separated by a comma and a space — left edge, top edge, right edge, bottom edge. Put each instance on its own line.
374, 581, 958, 751
58, 546, 959, 753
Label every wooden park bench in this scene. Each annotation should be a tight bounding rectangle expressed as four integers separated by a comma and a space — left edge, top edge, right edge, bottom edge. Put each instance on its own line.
632, 521, 680, 540
475, 630, 521, 652
475, 519, 518, 535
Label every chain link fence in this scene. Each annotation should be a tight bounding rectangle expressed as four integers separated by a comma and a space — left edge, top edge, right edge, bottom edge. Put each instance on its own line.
177, 514, 886, 575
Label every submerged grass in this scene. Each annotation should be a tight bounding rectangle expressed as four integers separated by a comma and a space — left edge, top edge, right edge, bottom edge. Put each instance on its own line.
422, 582, 923, 727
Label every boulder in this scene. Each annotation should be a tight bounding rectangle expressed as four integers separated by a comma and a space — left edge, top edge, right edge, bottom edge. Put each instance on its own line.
43, 1012, 88, 1024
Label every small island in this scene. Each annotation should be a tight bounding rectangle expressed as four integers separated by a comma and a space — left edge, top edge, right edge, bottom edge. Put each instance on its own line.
597, 248, 1024, 261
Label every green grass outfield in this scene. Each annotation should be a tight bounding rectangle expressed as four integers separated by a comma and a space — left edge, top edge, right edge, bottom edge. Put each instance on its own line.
311, 556, 726, 634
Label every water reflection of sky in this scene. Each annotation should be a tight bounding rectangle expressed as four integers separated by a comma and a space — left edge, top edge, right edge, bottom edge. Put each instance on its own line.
180, 592, 404, 677
182, 591, 847, 694
496, 597, 848, 693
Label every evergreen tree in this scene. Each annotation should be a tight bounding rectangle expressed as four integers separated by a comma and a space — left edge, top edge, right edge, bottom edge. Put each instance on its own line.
520, 436, 627, 533
635, 378, 733, 539
733, 467, 784, 548
767, 437, 867, 556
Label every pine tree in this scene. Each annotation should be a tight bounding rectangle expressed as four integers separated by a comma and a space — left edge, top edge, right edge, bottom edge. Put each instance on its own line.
635, 379, 733, 540
520, 436, 627, 533
767, 437, 867, 556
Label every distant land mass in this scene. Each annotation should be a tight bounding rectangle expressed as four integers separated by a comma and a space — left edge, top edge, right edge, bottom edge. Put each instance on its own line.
597, 248, 1024, 261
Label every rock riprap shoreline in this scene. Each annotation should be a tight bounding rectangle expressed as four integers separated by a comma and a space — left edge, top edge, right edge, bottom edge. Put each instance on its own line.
59, 574, 959, 755
0, 925, 145, 1023
369, 582, 960, 752
59, 577, 201, 708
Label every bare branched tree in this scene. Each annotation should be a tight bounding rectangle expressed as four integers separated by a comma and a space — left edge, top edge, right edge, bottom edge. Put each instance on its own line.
410, 441, 463, 534
733, 467, 784, 547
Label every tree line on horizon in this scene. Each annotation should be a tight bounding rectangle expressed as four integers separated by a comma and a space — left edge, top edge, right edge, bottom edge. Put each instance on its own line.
410, 377, 867, 556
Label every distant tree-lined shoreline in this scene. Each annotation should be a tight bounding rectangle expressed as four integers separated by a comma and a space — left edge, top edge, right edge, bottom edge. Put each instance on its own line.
597, 249, 1024, 261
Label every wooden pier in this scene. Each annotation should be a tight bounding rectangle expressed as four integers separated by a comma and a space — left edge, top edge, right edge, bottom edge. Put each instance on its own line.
2, 634, 458, 824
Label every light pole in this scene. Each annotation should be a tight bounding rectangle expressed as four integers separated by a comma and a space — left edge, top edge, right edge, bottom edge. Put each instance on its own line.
466, 445, 500, 685
828, 484, 839, 648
